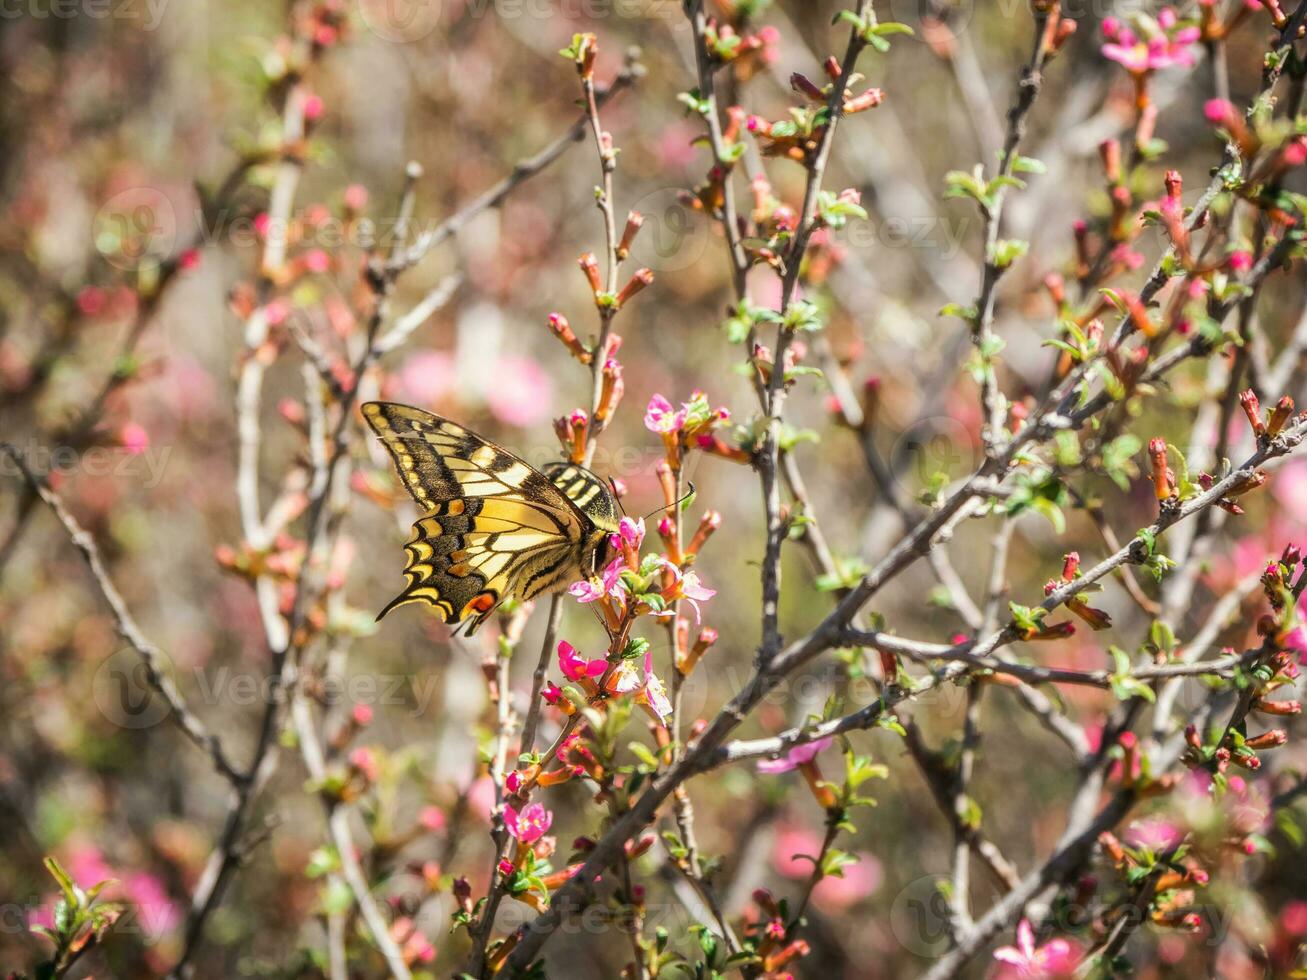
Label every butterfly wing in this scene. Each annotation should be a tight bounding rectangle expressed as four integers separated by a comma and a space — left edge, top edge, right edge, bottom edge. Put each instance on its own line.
541, 461, 621, 534
363, 402, 603, 634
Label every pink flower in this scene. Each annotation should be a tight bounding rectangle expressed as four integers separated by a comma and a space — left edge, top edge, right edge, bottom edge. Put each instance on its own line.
558, 641, 605, 682
303, 92, 325, 120
396, 350, 454, 408
487, 356, 553, 427
757, 735, 834, 774
610, 516, 645, 552
503, 802, 553, 844
349, 747, 378, 782
1228, 250, 1253, 273
1282, 624, 1307, 664
303, 248, 331, 273
638, 669, 672, 724
772, 824, 826, 878
467, 775, 496, 822
1273, 461, 1307, 527
1281, 900, 1307, 936
569, 557, 627, 605
541, 682, 564, 705
606, 658, 645, 695
264, 298, 290, 326
125, 871, 180, 938
1123, 816, 1184, 851
343, 184, 369, 212
645, 393, 686, 433
391, 916, 437, 964
1204, 98, 1236, 125
119, 423, 149, 455
77, 286, 108, 317
993, 919, 1081, 978
811, 853, 881, 910
419, 806, 446, 831
655, 563, 717, 622
1101, 9, 1198, 74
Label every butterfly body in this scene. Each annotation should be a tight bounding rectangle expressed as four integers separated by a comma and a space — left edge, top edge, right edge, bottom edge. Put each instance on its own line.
362, 402, 619, 634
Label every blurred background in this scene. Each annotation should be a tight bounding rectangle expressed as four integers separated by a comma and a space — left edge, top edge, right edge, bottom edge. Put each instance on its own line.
1, 0, 1305, 976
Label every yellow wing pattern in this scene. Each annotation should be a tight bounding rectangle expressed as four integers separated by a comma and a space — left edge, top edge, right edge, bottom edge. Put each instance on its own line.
362, 402, 616, 635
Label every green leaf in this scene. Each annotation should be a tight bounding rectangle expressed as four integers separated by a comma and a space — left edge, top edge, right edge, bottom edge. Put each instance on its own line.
989, 238, 1029, 270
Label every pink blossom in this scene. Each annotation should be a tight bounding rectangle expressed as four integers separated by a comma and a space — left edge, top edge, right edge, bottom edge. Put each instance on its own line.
1273, 461, 1307, 527
1228, 250, 1253, 273
1282, 625, 1307, 664
645, 393, 687, 433
558, 641, 605, 682
487, 356, 554, 427
656, 563, 716, 622
343, 183, 369, 212
770, 825, 880, 909
772, 824, 826, 878
541, 682, 564, 705
568, 557, 627, 605
419, 806, 446, 831
1204, 98, 1236, 125
757, 735, 834, 774
503, 802, 553, 843
119, 423, 149, 455
610, 516, 645, 552
811, 853, 881, 910
303, 248, 331, 273
636, 650, 672, 723
77, 286, 108, 317
606, 658, 645, 695
395, 350, 454, 408
992, 919, 1081, 978
391, 916, 436, 964
1101, 9, 1198, 74
467, 775, 496, 822
1123, 816, 1184, 851
125, 871, 180, 938
638, 670, 672, 724
352, 703, 374, 726
349, 747, 378, 782
1280, 900, 1307, 936
303, 93, 325, 120
264, 298, 290, 326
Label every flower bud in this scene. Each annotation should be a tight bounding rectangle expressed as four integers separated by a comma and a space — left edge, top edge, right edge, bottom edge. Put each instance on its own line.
1266, 395, 1295, 438
1239, 388, 1266, 436
614, 267, 654, 308
616, 211, 643, 260
578, 252, 603, 293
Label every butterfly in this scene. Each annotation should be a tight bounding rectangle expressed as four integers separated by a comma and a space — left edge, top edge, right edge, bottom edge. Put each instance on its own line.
362, 401, 620, 635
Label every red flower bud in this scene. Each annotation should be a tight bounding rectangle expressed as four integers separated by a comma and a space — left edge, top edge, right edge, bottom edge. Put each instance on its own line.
1266, 395, 1295, 438
617, 211, 643, 260
578, 252, 603, 293
614, 267, 654, 308
1239, 388, 1265, 437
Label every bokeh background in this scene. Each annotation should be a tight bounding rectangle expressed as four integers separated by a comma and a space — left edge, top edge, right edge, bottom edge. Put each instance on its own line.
2, 0, 1306, 976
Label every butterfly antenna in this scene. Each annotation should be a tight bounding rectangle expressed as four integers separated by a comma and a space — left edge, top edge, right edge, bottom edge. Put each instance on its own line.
609, 477, 629, 518
640, 482, 696, 522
